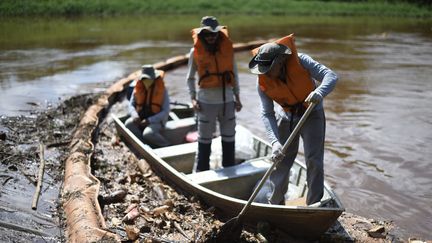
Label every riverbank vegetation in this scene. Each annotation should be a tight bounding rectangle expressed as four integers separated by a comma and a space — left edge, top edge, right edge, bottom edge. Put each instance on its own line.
0, 0, 430, 18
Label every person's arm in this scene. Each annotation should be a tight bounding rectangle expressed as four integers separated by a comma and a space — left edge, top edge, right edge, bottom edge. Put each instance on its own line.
186, 48, 197, 100
232, 58, 240, 96
186, 48, 201, 110
128, 91, 139, 119
257, 81, 279, 145
299, 53, 338, 98
232, 59, 242, 111
147, 90, 170, 124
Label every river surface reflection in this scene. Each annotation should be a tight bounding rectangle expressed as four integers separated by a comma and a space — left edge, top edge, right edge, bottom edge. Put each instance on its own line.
1, 15, 431, 239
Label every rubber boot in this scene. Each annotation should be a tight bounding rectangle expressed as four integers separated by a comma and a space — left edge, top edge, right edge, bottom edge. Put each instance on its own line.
196, 142, 211, 172
222, 141, 235, 167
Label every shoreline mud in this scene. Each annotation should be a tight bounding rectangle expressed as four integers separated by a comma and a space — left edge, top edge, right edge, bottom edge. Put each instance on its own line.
0, 94, 95, 242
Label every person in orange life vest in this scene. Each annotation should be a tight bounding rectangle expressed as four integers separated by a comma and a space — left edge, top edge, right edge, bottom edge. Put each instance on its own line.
125, 65, 170, 147
186, 16, 243, 172
248, 34, 338, 205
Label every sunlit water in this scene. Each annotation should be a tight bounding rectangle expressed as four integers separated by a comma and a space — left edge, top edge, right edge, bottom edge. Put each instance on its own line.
1, 15, 431, 239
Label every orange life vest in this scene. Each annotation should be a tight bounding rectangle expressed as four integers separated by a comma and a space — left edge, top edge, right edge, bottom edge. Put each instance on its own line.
191, 27, 235, 89
252, 34, 315, 112
134, 71, 166, 116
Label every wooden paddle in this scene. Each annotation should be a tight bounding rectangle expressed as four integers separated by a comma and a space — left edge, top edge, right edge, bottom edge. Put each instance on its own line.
214, 102, 317, 241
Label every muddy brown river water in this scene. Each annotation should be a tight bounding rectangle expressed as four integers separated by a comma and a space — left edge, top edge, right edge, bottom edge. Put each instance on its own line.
0, 15, 431, 240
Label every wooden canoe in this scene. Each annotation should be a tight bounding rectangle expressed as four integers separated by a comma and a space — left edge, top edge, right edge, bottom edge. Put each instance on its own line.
113, 105, 344, 240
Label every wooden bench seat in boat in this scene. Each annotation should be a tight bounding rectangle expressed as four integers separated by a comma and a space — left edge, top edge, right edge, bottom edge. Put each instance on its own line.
153, 142, 197, 173
186, 158, 270, 199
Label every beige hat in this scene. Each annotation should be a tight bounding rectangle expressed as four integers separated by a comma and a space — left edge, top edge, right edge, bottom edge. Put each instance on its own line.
140, 65, 162, 80
196, 16, 223, 34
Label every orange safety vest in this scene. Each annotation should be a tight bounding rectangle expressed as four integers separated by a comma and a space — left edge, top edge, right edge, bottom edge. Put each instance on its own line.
134, 71, 166, 116
252, 34, 315, 112
191, 27, 235, 89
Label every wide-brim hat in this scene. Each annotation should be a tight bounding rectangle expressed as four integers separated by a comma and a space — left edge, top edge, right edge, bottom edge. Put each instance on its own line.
248, 43, 292, 75
140, 64, 162, 80
196, 16, 224, 34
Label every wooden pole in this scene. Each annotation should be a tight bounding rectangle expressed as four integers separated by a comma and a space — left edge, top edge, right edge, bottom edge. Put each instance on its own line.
32, 143, 45, 210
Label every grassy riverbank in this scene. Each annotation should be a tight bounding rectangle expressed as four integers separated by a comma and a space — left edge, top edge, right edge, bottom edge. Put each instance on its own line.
0, 0, 430, 18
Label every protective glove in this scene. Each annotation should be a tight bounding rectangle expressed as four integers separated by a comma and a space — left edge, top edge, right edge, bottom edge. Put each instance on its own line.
235, 100, 243, 112
271, 141, 284, 163
191, 98, 201, 111
132, 116, 141, 124
140, 119, 149, 127
305, 90, 323, 104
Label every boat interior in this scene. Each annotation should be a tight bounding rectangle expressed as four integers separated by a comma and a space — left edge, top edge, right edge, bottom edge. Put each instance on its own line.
118, 106, 336, 208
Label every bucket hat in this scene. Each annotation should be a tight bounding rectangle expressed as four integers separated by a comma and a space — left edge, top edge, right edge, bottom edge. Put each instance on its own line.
140, 65, 162, 80
248, 43, 292, 75
196, 16, 223, 34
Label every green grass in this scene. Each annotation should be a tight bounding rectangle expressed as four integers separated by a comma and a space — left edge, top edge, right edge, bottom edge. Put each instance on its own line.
0, 0, 430, 18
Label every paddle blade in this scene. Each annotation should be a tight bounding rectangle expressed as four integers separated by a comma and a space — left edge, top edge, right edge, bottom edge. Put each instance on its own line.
213, 217, 243, 242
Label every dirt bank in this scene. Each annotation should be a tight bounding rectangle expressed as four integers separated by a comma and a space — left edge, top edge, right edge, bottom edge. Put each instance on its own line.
0, 94, 410, 242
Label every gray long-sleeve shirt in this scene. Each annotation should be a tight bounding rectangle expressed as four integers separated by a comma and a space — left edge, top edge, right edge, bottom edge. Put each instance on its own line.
128, 89, 170, 124
258, 53, 338, 145
186, 48, 240, 104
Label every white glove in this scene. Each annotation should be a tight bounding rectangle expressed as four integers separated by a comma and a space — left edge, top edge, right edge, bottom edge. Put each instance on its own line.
305, 90, 323, 104
271, 141, 284, 163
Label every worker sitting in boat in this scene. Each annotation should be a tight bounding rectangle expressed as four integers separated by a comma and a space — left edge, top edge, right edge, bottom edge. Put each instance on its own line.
125, 65, 171, 147
248, 34, 338, 205
186, 16, 243, 172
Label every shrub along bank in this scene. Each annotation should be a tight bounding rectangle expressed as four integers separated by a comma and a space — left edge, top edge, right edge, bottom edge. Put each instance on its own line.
0, 0, 430, 18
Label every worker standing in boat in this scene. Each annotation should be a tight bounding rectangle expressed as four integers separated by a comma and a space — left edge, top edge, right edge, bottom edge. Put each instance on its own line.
126, 65, 170, 147
186, 16, 243, 172
248, 34, 338, 205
